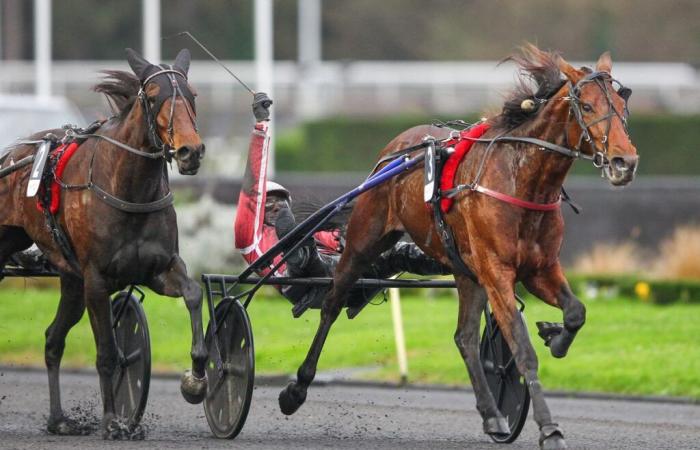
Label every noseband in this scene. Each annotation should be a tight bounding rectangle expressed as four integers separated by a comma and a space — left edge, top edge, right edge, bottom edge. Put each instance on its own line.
138, 65, 198, 162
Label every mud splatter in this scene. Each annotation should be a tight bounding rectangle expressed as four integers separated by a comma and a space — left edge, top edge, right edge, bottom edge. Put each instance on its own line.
103, 417, 147, 441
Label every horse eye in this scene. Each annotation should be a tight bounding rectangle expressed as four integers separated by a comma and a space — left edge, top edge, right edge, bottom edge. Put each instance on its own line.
581, 103, 594, 113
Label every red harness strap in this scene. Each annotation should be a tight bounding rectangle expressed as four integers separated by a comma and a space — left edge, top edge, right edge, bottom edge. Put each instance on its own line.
472, 184, 561, 211
37, 141, 81, 214
439, 122, 490, 212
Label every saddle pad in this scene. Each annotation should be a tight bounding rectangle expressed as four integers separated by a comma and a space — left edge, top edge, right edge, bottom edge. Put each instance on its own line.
439, 122, 490, 213
37, 141, 80, 214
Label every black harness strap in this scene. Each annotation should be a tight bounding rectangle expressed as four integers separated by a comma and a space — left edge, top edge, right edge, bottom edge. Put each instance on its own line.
42, 207, 81, 274
427, 144, 478, 282
90, 182, 174, 213
33, 139, 82, 275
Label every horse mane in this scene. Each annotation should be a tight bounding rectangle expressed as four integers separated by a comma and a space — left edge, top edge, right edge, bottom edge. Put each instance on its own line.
92, 70, 141, 121
490, 44, 566, 131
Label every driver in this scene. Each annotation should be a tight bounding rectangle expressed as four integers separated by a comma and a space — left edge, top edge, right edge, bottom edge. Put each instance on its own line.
234, 93, 450, 314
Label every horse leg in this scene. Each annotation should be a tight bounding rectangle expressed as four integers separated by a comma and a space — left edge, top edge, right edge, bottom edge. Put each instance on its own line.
478, 258, 566, 450
148, 254, 207, 404
82, 270, 128, 439
524, 265, 585, 359
45, 274, 88, 435
453, 274, 510, 437
278, 228, 403, 415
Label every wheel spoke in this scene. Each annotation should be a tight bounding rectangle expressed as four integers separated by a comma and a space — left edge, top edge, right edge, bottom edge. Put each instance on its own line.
124, 348, 142, 366
207, 374, 227, 400
113, 367, 125, 393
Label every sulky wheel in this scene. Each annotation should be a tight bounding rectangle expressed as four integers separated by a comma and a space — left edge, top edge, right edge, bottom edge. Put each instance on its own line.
479, 307, 530, 444
203, 298, 255, 439
111, 290, 151, 426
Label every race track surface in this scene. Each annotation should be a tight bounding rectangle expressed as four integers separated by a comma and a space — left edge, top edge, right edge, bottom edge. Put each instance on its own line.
1, 368, 699, 450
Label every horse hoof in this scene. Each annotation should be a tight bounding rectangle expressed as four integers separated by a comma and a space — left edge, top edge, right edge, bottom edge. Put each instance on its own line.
483, 416, 510, 436
102, 417, 146, 440
536, 321, 563, 347
47, 416, 94, 436
180, 369, 207, 404
278, 382, 307, 415
539, 423, 567, 450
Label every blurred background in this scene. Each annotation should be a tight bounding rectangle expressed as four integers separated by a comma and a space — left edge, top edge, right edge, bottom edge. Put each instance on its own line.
1, 0, 700, 396
1, 0, 699, 276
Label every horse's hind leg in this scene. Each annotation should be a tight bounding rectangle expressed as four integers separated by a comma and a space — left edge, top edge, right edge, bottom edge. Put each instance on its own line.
45, 273, 88, 435
453, 274, 510, 437
478, 256, 566, 449
279, 207, 402, 415
524, 264, 585, 358
148, 254, 207, 404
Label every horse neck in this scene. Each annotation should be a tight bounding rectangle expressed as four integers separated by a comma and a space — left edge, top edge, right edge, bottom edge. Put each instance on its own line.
97, 102, 168, 202
491, 97, 576, 203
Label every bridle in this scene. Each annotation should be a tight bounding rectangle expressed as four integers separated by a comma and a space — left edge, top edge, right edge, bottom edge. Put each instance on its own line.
17, 66, 203, 214
138, 65, 198, 162
562, 71, 632, 170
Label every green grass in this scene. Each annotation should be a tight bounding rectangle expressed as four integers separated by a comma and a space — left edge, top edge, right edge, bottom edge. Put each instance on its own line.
1, 284, 699, 398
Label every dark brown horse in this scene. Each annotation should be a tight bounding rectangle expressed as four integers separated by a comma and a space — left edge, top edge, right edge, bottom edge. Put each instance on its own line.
278, 45, 638, 449
0, 49, 207, 438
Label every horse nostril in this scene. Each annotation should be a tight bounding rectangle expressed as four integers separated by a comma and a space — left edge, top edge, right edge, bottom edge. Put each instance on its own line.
176, 146, 192, 161
612, 156, 637, 173
196, 144, 206, 160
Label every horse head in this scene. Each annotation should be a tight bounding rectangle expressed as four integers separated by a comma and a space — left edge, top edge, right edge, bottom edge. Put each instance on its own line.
126, 48, 205, 175
557, 52, 638, 186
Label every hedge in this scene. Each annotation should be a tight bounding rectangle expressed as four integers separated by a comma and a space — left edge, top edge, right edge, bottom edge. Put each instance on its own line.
277, 114, 700, 175
565, 274, 700, 305
396, 274, 700, 305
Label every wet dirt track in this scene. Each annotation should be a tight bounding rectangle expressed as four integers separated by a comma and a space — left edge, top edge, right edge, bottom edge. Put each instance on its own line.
1, 368, 699, 450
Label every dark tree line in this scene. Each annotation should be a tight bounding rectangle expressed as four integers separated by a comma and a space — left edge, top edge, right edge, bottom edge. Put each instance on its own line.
2, 0, 698, 63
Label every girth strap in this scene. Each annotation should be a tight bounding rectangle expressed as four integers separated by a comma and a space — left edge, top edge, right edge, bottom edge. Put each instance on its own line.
89, 182, 174, 213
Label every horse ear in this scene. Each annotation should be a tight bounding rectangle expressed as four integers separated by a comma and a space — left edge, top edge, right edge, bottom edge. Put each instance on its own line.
173, 48, 191, 76
125, 48, 152, 80
595, 51, 613, 73
557, 55, 581, 83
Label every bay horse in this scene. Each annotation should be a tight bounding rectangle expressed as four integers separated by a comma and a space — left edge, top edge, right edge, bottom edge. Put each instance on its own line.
0, 49, 207, 438
278, 45, 638, 449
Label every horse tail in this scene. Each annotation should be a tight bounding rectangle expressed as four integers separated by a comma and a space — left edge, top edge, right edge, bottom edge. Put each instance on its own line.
292, 197, 355, 233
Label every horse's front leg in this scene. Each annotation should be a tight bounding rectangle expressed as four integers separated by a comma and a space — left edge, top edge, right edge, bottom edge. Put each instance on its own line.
149, 254, 207, 404
478, 257, 567, 450
524, 264, 586, 358
453, 274, 510, 437
83, 270, 135, 439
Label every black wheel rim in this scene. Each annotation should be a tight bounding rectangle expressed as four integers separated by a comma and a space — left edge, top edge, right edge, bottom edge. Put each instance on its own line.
203, 298, 255, 439
111, 292, 151, 426
479, 312, 530, 444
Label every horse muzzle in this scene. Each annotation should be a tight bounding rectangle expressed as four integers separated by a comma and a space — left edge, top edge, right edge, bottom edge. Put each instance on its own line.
606, 154, 638, 186
173, 144, 205, 175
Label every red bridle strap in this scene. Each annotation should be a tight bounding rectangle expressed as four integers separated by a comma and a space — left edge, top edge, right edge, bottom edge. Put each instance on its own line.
473, 184, 561, 211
